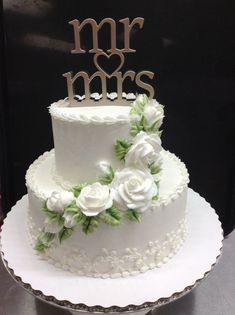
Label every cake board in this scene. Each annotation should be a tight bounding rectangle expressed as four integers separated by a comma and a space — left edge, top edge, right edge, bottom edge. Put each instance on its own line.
0, 188, 223, 314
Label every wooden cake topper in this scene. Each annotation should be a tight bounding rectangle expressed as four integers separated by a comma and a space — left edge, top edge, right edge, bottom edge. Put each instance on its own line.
63, 17, 155, 106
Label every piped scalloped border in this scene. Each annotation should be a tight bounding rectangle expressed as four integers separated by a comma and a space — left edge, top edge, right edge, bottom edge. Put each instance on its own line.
0, 190, 223, 313
49, 93, 135, 125
154, 150, 189, 207
25, 149, 189, 208
25, 150, 55, 200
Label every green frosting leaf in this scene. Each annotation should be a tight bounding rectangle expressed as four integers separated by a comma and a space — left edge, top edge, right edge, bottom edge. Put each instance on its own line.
126, 209, 142, 222
59, 227, 74, 243
42, 205, 64, 225
130, 95, 149, 115
115, 139, 132, 160
99, 165, 115, 185
35, 231, 55, 252
34, 242, 47, 253
64, 201, 87, 225
64, 200, 79, 214
152, 195, 159, 201
152, 180, 160, 201
71, 183, 88, 197
75, 212, 87, 225
130, 121, 144, 136
43, 232, 56, 243
130, 115, 148, 137
149, 162, 161, 175
155, 180, 160, 188
145, 121, 164, 135
145, 120, 159, 133
63, 205, 86, 227
82, 217, 99, 234
99, 207, 122, 225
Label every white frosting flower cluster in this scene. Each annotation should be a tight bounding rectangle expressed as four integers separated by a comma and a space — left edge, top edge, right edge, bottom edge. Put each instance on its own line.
43, 184, 113, 235
110, 94, 164, 213
47, 184, 112, 217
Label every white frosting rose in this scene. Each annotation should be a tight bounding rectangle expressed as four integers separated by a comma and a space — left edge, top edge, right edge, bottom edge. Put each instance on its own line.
76, 183, 113, 216
125, 131, 162, 169
63, 212, 77, 228
111, 167, 157, 212
46, 191, 75, 213
144, 99, 164, 128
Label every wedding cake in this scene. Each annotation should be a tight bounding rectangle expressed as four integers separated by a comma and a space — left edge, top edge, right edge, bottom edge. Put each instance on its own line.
25, 17, 189, 278
26, 93, 189, 278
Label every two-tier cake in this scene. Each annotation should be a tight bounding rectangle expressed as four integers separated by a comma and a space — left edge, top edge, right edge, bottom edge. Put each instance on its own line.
26, 93, 189, 278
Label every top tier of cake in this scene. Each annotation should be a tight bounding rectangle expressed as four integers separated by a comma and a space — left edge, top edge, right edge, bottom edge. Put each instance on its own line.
50, 98, 133, 186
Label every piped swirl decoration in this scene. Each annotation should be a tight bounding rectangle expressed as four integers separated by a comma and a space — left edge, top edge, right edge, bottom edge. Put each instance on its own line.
34, 95, 186, 253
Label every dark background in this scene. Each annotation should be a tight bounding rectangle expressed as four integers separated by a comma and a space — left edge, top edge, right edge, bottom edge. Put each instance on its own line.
0, 0, 235, 235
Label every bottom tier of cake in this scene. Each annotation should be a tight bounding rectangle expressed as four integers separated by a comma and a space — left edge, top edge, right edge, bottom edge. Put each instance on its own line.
26, 149, 189, 278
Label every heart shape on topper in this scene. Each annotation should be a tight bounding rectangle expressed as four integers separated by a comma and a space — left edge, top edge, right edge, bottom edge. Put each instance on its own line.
94, 51, 125, 78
